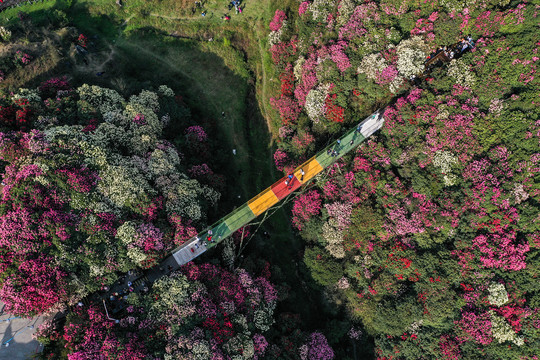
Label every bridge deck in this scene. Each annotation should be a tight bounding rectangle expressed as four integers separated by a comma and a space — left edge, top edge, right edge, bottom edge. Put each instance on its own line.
169, 111, 384, 266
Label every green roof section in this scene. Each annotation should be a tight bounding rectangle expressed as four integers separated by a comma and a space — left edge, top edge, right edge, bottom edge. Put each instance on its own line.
223, 203, 256, 233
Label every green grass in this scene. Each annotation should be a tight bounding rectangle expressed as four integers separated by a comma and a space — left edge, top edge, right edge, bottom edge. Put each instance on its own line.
0, 0, 56, 23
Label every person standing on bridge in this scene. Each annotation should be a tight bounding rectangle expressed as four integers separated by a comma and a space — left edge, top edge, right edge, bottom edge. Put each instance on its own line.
300, 169, 305, 181
285, 173, 293, 186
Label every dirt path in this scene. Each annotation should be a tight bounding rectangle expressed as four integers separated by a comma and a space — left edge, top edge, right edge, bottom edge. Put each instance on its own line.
256, 29, 273, 138
150, 13, 196, 21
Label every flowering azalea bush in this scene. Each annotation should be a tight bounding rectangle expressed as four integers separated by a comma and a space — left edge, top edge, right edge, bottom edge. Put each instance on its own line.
0, 83, 221, 316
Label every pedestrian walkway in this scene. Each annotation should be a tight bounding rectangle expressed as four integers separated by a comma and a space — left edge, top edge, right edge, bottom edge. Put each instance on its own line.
0, 302, 49, 359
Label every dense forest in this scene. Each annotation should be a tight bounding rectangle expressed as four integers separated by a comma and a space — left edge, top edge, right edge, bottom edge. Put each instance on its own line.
0, 0, 538, 359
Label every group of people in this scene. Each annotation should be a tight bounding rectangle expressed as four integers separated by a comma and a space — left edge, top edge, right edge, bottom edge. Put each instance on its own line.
424, 34, 475, 74
191, 230, 223, 252
106, 271, 149, 304
284, 168, 306, 190
228, 0, 243, 14
221, 0, 243, 20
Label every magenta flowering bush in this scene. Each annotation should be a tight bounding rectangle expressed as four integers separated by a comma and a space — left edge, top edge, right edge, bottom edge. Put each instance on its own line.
291, 190, 322, 230
0, 255, 67, 316
140, 264, 276, 359
61, 305, 154, 360
0, 83, 221, 316
269, 9, 287, 32
38, 76, 71, 99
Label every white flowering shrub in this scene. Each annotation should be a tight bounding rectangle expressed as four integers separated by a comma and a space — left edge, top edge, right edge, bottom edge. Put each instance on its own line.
447, 59, 476, 88
124, 102, 162, 134
77, 84, 125, 114
433, 150, 458, 186
512, 183, 529, 204
158, 85, 175, 97
305, 85, 330, 123
222, 238, 236, 269
0, 26, 12, 42
293, 56, 305, 80
253, 304, 275, 332
488, 98, 506, 117
129, 89, 160, 112
358, 51, 403, 93
310, 0, 335, 22
358, 53, 387, 81
149, 275, 194, 318
148, 148, 181, 177
116, 221, 137, 245
436, 104, 450, 120
323, 219, 345, 258
127, 247, 147, 264
439, 0, 478, 12
490, 311, 524, 346
102, 110, 129, 127
268, 20, 287, 47
12, 88, 42, 106
487, 282, 509, 307
396, 36, 429, 78
336, 277, 350, 289
97, 164, 154, 209
337, 0, 356, 26
129, 126, 159, 155
92, 122, 130, 150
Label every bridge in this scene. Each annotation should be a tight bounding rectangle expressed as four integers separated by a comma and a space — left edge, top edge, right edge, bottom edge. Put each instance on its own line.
98, 110, 385, 313
164, 110, 385, 267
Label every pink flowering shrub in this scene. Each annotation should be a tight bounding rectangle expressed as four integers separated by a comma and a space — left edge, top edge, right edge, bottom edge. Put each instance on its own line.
292, 190, 322, 230
0, 255, 68, 316
329, 41, 351, 72
298, 1, 309, 16
62, 305, 152, 359
299, 332, 335, 360
455, 311, 493, 345
273, 148, 289, 171
472, 232, 529, 271
438, 334, 461, 360
185, 125, 208, 143
270, 95, 301, 125
38, 76, 71, 99
0, 82, 221, 317
269, 10, 287, 31
270, 1, 540, 359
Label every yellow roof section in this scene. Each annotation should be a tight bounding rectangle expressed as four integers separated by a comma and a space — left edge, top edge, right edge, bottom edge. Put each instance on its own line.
248, 187, 280, 216
294, 157, 323, 184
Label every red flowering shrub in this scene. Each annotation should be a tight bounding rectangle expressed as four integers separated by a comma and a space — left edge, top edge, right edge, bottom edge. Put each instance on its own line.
324, 93, 345, 123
